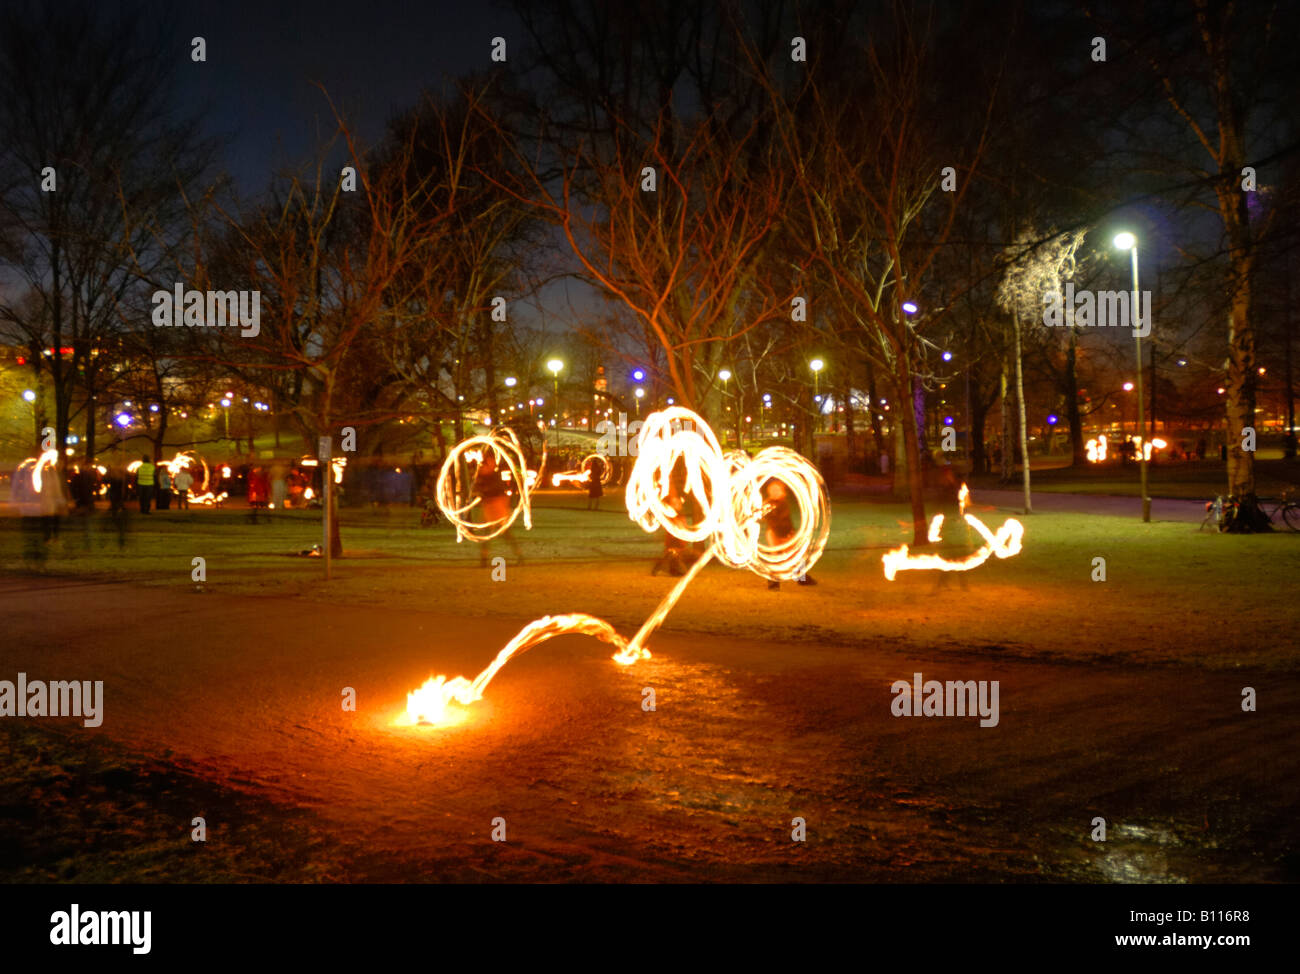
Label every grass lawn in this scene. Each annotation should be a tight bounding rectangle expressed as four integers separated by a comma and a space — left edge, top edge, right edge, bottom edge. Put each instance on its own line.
4, 486, 1297, 672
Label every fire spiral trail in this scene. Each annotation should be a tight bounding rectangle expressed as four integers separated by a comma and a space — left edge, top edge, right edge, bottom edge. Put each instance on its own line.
435, 427, 543, 543
404, 407, 829, 725
881, 484, 1024, 580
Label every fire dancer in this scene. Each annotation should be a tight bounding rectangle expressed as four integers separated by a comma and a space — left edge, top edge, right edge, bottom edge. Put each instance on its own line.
761, 477, 816, 590
585, 461, 603, 510
650, 470, 689, 577
474, 452, 523, 567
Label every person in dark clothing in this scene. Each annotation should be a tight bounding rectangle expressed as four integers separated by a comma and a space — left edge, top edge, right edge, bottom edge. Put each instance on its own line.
586, 463, 604, 510
761, 477, 816, 590
473, 452, 522, 566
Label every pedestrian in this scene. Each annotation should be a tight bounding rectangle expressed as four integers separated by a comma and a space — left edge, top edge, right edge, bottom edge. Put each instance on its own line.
586, 463, 603, 510
247, 465, 270, 521
173, 466, 193, 509
156, 461, 172, 511
473, 452, 522, 567
270, 460, 288, 510
761, 477, 815, 590
136, 454, 155, 514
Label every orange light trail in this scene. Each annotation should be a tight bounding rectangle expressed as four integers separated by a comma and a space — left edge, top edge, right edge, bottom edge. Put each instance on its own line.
406, 407, 829, 726
435, 427, 544, 543
881, 483, 1024, 581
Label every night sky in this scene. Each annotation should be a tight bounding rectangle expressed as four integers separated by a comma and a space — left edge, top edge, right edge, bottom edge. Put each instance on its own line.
167, 0, 519, 195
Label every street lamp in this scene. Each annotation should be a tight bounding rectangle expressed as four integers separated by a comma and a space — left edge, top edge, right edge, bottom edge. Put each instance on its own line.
547, 359, 563, 445
634, 386, 645, 417
809, 358, 825, 433
718, 369, 733, 444
504, 376, 517, 388
1113, 231, 1150, 522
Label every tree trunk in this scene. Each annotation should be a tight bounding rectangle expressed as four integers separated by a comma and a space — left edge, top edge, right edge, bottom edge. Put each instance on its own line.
1014, 311, 1032, 513
895, 360, 928, 545
1065, 326, 1085, 465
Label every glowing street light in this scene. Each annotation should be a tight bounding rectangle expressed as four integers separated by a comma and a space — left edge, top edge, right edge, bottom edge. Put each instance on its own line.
718, 369, 733, 443
634, 386, 645, 417
1114, 231, 1150, 522
901, 301, 919, 315
22, 389, 36, 403
504, 376, 517, 388
547, 359, 563, 445
1122, 381, 1134, 392
810, 358, 825, 432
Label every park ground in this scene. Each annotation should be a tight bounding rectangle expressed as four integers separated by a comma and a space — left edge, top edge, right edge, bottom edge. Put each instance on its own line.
1, 482, 1297, 882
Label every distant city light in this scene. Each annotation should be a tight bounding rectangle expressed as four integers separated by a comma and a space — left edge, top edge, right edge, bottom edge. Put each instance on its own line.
632, 369, 645, 382
635, 388, 645, 399
504, 376, 517, 387
220, 398, 232, 407
115, 413, 132, 428
901, 302, 918, 314
1047, 414, 1059, 425
22, 389, 36, 402
942, 351, 953, 362
1122, 382, 1134, 392
718, 369, 732, 382
944, 415, 954, 425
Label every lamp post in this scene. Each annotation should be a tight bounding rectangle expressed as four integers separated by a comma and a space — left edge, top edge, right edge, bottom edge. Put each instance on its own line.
634, 386, 644, 417
718, 369, 732, 445
1113, 232, 1150, 522
546, 359, 563, 446
810, 358, 825, 433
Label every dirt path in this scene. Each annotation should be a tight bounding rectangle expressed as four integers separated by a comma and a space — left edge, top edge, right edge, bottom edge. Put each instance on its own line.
1, 577, 1295, 881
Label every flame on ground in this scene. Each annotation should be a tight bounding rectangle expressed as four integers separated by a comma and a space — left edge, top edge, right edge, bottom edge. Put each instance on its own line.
881, 484, 1024, 581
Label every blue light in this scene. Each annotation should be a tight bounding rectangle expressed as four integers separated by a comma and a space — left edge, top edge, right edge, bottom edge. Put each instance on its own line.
902, 301, 918, 314
632, 369, 645, 382
115, 413, 132, 428
1047, 414, 1059, 425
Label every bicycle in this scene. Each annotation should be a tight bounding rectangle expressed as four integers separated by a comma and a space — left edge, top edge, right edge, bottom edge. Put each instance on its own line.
1262, 490, 1300, 531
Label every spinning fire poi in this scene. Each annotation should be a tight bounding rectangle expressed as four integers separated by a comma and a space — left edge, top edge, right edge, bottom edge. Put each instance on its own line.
402, 407, 830, 727
880, 484, 1024, 580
